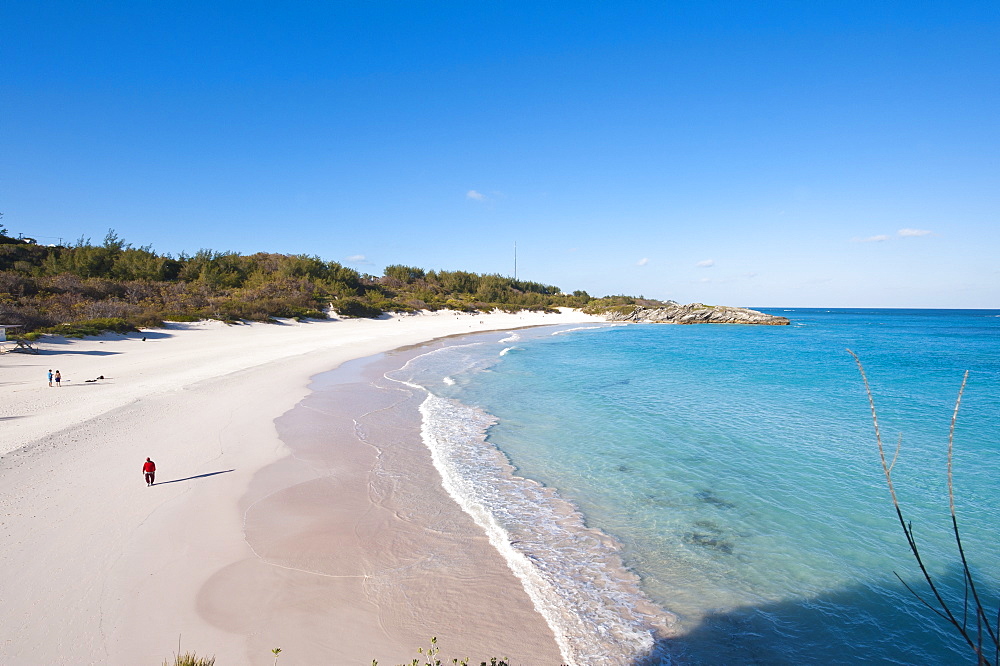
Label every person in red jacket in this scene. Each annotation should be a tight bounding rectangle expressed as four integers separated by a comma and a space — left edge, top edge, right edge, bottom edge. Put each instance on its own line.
143, 458, 156, 486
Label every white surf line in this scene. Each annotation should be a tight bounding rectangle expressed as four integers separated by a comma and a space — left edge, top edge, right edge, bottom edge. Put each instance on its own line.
549, 324, 608, 335
381, 342, 590, 663
382, 360, 579, 665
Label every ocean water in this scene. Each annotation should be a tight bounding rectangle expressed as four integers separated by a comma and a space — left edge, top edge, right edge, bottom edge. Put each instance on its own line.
386, 309, 1000, 665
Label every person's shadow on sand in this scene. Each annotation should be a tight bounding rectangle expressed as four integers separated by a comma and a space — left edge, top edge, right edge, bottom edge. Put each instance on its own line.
154, 469, 235, 485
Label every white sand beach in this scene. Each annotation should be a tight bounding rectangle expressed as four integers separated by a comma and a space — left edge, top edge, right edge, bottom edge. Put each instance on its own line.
0, 309, 602, 665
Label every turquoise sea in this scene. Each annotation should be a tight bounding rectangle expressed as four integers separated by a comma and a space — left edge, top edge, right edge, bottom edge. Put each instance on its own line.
386, 309, 1000, 665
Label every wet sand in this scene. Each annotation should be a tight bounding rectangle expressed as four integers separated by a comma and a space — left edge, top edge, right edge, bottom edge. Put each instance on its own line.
205, 347, 564, 663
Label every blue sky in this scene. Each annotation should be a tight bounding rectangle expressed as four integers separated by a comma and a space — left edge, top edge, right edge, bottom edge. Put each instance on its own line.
3, 1, 997, 307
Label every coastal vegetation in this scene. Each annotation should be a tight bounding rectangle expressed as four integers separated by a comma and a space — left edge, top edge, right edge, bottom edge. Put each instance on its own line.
0, 229, 661, 334
371, 637, 514, 666
163, 652, 215, 666
161, 639, 514, 666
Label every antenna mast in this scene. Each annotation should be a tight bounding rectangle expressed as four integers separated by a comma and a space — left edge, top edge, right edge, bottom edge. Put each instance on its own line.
514, 241, 517, 281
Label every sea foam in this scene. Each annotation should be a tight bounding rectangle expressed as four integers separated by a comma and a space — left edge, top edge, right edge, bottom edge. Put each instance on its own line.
387, 341, 672, 665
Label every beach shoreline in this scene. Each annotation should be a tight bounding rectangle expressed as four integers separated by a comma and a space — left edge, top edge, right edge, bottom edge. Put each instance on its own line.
0, 309, 600, 664
390, 326, 676, 665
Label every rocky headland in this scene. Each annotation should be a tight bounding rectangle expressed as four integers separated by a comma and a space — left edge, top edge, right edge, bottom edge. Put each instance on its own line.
605, 302, 790, 325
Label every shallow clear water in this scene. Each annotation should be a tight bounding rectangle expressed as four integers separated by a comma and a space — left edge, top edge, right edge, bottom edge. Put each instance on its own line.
388, 310, 1000, 665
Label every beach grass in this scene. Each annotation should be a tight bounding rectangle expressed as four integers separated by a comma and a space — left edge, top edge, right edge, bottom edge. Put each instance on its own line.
163, 652, 215, 666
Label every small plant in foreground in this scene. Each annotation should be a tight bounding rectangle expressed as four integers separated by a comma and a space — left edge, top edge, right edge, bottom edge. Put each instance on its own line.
163, 651, 215, 666
371, 636, 511, 666
272, 646, 282, 664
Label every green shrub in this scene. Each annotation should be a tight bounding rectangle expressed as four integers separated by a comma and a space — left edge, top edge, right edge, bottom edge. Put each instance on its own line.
444, 298, 472, 312
383, 264, 426, 284
288, 307, 328, 320
333, 298, 383, 318
129, 313, 164, 329
582, 303, 638, 316
80, 317, 135, 333
162, 313, 202, 322
378, 300, 416, 314
42, 317, 138, 338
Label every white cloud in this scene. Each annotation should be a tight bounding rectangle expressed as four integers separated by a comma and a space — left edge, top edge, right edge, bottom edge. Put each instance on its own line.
636, 257, 649, 266
466, 190, 486, 201
852, 229, 933, 243
696, 259, 715, 268
345, 254, 366, 263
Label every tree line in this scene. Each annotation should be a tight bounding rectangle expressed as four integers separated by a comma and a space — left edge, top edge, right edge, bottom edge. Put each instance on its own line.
0, 230, 658, 335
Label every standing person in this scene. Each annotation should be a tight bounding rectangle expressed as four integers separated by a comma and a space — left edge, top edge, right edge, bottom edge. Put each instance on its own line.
48, 370, 53, 387
54, 370, 61, 387
143, 458, 156, 486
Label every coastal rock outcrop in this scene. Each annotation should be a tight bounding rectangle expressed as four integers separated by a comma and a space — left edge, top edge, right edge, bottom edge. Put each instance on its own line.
606, 302, 790, 325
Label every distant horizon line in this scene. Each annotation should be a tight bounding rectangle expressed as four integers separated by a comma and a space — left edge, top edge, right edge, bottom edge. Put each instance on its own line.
750, 306, 999, 312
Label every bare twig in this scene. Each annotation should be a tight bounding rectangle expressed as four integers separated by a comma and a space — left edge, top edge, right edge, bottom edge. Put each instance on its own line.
847, 350, 898, 504
890, 433, 902, 475
945, 372, 997, 649
947, 371, 969, 518
849, 351, 995, 665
